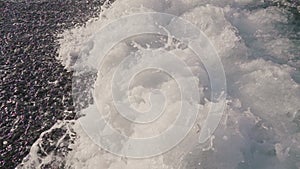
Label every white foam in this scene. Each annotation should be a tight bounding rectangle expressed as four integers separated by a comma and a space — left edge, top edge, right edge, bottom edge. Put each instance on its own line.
24, 0, 300, 168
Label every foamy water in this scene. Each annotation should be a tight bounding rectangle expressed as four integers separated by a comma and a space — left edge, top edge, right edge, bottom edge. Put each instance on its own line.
20, 0, 300, 169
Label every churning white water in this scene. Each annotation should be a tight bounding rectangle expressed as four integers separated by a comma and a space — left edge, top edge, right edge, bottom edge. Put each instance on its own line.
21, 0, 300, 169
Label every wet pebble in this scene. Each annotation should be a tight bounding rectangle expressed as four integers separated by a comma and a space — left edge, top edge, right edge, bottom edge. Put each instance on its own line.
0, 0, 111, 168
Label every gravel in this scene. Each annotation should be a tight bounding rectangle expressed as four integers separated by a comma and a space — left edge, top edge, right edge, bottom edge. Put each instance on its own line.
0, 1, 111, 168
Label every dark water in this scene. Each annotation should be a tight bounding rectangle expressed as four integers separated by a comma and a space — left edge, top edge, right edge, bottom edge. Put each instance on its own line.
0, 1, 108, 168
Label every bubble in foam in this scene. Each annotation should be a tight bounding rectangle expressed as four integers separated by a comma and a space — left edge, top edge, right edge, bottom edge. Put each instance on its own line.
72, 12, 226, 158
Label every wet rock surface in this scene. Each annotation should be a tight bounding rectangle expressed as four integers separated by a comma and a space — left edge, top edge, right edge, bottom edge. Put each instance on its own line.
0, 1, 108, 168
